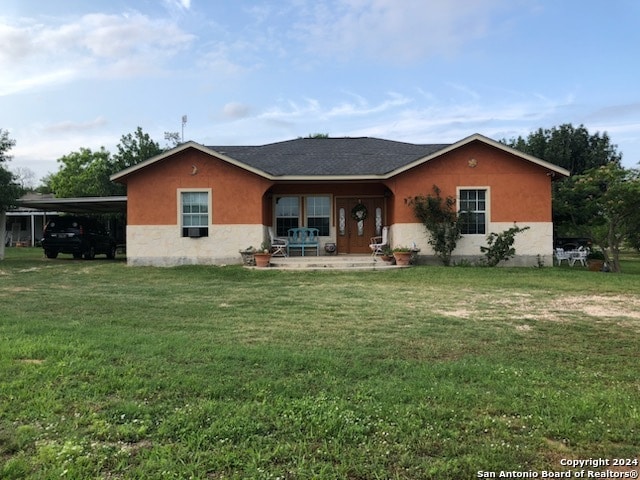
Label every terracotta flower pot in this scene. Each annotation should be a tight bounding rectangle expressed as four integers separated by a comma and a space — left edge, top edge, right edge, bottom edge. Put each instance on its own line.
587, 259, 604, 272
253, 253, 271, 268
393, 251, 412, 266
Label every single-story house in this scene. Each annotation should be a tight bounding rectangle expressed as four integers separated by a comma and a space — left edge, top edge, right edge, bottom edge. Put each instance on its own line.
110, 133, 569, 267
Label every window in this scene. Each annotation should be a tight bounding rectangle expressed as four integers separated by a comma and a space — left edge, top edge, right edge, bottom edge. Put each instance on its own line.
459, 189, 486, 235
274, 195, 331, 236
275, 196, 299, 236
375, 207, 382, 236
305, 196, 330, 236
181, 191, 209, 237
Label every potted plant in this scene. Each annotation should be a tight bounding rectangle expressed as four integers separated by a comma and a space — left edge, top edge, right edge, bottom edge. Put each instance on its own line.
253, 241, 272, 268
392, 246, 412, 266
586, 250, 605, 272
380, 246, 394, 263
239, 246, 256, 266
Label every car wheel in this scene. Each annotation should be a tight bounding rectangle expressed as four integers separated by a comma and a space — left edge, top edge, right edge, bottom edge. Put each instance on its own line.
106, 245, 116, 259
45, 250, 58, 259
73, 253, 82, 259
83, 246, 96, 260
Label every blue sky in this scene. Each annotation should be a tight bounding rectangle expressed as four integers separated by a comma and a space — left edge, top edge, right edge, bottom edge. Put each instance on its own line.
2, 0, 639, 184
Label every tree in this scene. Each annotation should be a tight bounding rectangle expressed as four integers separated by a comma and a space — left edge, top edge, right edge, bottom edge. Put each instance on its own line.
13, 166, 37, 191
163, 131, 181, 148
555, 163, 640, 272
503, 123, 621, 175
47, 147, 115, 197
44, 127, 164, 197
504, 123, 626, 242
1, 129, 21, 260
300, 133, 330, 138
407, 185, 463, 266
113, 127, 163, 172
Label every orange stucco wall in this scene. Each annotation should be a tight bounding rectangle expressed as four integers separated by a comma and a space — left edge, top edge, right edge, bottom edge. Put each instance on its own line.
385, 141, 553, 223
120, 141, 554, 228
122, 148, 273, 225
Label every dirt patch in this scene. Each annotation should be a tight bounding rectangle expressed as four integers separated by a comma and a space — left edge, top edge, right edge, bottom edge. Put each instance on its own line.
17, 359, 44, 365
559, 295, 640, 319
434, 308, 473, 319
18, 267, 41, 273
435, 293, 640, 325
3, 286, 34, 293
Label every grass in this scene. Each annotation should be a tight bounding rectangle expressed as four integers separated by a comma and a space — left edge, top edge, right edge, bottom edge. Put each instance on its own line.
1, 248, 639, 479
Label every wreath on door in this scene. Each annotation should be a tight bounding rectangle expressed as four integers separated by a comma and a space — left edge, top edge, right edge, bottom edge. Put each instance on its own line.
351, 203, 368, 222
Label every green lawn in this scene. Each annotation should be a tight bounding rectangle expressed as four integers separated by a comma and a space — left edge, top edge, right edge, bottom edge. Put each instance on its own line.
1, 248, 639, 479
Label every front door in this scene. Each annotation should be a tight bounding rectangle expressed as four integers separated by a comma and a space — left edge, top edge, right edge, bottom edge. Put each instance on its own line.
336, 197, 385, 254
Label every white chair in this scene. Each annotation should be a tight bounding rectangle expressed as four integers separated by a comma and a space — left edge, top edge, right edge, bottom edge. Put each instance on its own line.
554, 248, 571, 266
268, 227, 288, 257
369, 226, 389, 256
570, 246, 588, 267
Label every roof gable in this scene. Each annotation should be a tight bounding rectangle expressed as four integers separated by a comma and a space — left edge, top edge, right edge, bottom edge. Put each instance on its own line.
391, 133, 570, 177
110, 134, 569, 182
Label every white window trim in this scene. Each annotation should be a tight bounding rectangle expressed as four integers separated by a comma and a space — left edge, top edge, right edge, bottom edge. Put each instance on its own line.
305, 195, 332, 236
177, 188, 212, 229
456, 186, 490, 235
274, 195, 301, 237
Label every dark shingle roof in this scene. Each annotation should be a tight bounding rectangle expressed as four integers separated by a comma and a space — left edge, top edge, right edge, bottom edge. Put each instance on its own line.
208, 137, 450, 176
110, 134, 571, 183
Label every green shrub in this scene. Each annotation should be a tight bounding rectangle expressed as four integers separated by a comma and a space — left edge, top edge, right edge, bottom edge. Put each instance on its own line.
480, 224, 530, 266
407, 185, 463, 266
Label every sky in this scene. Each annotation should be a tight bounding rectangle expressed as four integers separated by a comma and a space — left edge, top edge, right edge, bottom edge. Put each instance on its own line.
1, 0, 639, 185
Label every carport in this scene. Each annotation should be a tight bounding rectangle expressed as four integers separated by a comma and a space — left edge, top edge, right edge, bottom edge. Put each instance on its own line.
6, 195, 127, 247
17, 195, 127, 215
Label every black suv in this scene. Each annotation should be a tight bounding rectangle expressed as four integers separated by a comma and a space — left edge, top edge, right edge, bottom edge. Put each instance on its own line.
42, 216, 117, 260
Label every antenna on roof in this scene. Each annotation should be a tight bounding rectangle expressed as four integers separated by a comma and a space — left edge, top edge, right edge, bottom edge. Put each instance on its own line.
181, 115, 188, 142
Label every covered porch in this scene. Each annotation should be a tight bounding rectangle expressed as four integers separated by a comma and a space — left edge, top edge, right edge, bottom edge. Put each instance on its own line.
262, 181, 395, 256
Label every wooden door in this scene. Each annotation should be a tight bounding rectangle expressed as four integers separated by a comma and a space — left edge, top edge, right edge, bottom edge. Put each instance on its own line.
336, 197, 385, 254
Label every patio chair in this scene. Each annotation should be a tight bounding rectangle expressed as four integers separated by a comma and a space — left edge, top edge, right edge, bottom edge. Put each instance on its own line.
570, 246, 588, 267
554, 248, 571, 266
369, 226, 389, 256
268, 227, 288, 257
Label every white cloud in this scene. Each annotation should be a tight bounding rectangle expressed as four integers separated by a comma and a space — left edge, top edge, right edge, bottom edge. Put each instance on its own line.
0, 13, 194, 95
260, 92, 412, 122
292, 0, 507, 63
11, 131, 117, 178
43, 117, 108, 134
197, 41, 254, 75
222, 102, 251, 119
163, 0, 191, 11
0, 69, 76, 97
251, 86, 580, 150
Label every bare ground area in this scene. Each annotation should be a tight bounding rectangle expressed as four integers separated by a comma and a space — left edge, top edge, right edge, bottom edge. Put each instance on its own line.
435, 292, 640, 327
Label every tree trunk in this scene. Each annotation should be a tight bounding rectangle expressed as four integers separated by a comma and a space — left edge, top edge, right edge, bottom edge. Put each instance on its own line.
607, 221, 621, 273
0, 211, 6, 260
